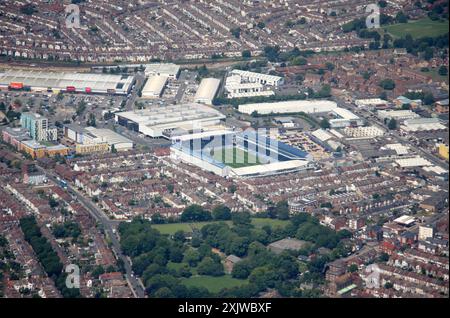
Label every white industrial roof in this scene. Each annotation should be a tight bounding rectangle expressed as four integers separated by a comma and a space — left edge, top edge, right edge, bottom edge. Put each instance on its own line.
116, 103, 226, 137
331, 107, 360, 120
84, 127, 132, 145
378, 110, 420, 119
394, 215, 415, 225
231, 69, 282, 83
238, 100, 338, 115
0, 70, 134, 92
385, 143, 409, 155
401, 118, 447, 132
311, 129, 334, 141
422, 166, 448, 175
355, 98, 388, 106
194, 78, 221, 104
144, 63, 180, 76
395, 156, 433, 168
142, 75, 168, 97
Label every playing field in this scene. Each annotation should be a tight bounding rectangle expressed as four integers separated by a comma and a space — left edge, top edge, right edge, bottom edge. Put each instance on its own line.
210, 146, 262, 168
181, 275, 248, 293
383, 18, 449, 39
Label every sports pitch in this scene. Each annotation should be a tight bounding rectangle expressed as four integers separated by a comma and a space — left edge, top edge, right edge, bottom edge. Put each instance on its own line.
382, 18, 449, 39
210, 146, 262, 168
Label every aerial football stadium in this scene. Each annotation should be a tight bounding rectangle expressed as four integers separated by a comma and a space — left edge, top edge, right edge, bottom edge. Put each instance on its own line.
171, 130, 313, 178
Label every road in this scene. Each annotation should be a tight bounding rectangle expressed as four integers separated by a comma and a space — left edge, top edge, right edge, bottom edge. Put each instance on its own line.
36, 166, 146, 298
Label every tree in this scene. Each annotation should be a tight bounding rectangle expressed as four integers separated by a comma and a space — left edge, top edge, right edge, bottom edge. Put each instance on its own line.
232, 212, 252, 227
378, 0, 387, 8
257, 22, 265, 29
242, 50, 251, 59
423, 92, 435, 105
229, 237, 250, 257
212, 205, 232, 221
231, 261, 251, 279
274, 201, 290, 220
395, 11, 408, 23
197, 257, 224, 276
230, 27, 241, 39
348, 264, 358, 273
173, 230, 186, 243
424, 47, 434, 61
438, 66, 448, 76
379, 79, 395, 90
180, 205, 212, 222
319, 118, 330, 129
387, 118, 397, 130
183, 249, 201, 267
154, 287, 174, 298
87, 113, 96, 127
325, 62, 335, 71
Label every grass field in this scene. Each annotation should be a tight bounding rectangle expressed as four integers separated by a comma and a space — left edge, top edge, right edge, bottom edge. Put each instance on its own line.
211, 146, 262, 168
382, 18, 449, 39
152, 218, 289, 235
181, 275, 248, 293
420, 68, 449, 84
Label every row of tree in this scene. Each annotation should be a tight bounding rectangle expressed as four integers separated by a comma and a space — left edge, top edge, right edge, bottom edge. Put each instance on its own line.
20, 216, 81, 298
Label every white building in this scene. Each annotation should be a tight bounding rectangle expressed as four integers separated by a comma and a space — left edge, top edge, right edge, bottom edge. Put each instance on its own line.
144, 63, 180, 79
230, 70, 284, 87
0, 70, 134, 95
225, 72, 275, 99
401, 118, 447, 132
329, 107, 364, 128
377, 110, 420, 121
115, 103, 226, 138
342, 126, 385, 138
141, 75, 168, 99
238, 100, 338, 115
83, 127, 133, 151
418, 225, 434, 241
354, 98, 388, 108
194, 78, 221, 105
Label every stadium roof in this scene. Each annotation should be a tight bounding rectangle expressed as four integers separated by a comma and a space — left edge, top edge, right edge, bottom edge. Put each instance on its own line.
171, 129, 234, 142
231, 159, 309, 176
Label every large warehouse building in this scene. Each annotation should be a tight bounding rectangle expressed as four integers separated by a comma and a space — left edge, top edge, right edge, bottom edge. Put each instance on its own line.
141, 75, 168, 99
0, 70, 134, 95
231, 70, 284, 87
64, 124, 133, 152
238, 100, 338, 115
194, 78, 221, 105
171, 130, 313, 178
115, 103, 226, 138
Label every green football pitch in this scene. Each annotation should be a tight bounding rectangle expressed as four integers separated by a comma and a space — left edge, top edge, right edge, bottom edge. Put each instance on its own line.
210, 147, 262, 168
382, 18, 449, 39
